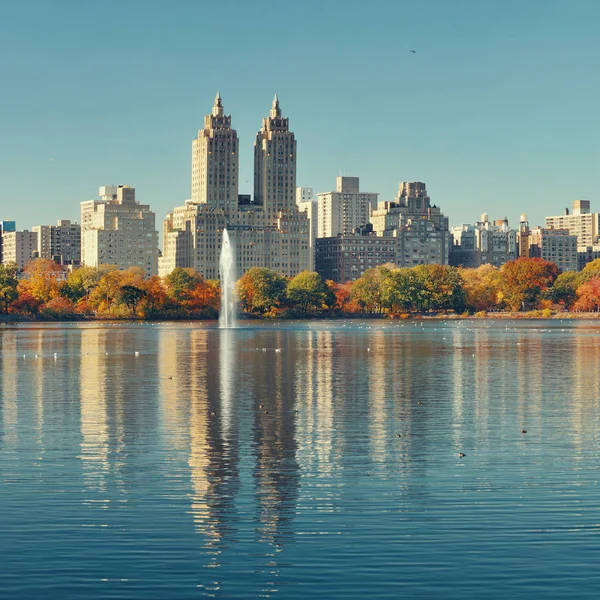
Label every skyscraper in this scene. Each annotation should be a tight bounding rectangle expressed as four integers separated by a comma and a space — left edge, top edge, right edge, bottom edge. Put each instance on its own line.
192, 92, 239, 210
160, 94, 310, 280
254, 96, 297, 222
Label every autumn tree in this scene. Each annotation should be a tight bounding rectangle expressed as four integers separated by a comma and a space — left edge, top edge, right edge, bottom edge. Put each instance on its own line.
237, 268, 287, 315
164, 268, 204, 308
61, 266, 102, 304
0, 263, 19, 313
573, 276, 600, 312
498, 258, 559, 311
286, 271, 335, 314
460, 264, 500, 312
18, 259, 65, 303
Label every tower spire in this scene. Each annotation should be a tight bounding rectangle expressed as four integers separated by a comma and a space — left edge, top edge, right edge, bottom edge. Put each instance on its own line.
270, 94, 281, 118
212, 91, 224, 117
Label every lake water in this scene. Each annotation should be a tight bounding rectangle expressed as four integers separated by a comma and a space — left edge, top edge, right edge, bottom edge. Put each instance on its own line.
1, 319, 599, 599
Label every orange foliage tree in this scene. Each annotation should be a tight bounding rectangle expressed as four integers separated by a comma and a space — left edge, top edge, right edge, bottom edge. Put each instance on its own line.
498, 258, 559, 311
573, 276, 600, 312
18, 259, 66, 304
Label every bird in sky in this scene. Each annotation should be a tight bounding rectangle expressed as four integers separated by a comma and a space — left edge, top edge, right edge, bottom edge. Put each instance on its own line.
410, 49, 416, 54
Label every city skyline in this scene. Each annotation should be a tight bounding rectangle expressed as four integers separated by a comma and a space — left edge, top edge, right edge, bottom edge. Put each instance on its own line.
2, 0, 600, 230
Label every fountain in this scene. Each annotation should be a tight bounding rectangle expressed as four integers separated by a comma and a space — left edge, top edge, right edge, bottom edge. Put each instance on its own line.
219, 229, 237, 328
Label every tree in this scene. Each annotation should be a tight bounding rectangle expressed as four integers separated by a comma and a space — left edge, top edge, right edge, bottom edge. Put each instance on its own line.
380, 268, 421, 312
413, 264, 466, 311
18, 258, 65, 303
117, 285, 147, 313
460, 264, 500, 312
573, 276, 600, 312
164, 267, 204, 308
237, 268, 287, 314
499, 258, 559, 311
0, 263, 19, 313
350, 266, 391, 313
286, 271, 334, 314
61, 266, 102, 303
547, 270, 581, 309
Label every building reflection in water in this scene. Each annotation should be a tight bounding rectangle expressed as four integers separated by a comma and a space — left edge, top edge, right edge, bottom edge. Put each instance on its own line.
0, 330, 19, 450
79, 328, 109, 499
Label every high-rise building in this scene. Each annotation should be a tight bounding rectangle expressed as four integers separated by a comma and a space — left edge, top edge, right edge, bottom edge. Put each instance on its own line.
32, 220, 82, 265
315, 224, 397, 283
545, 201, 599, 247
296, 187, 317, 271
370, 182, 449, 267
160, 95, 310, 280
317, 177, 378, 238
1, 230, 37, 268
191, 92, 239, 210
520, 227, 578, 272
0, 221, 16, 264
450, 214, 517, 268
81, 185, 159, 275
254, 95, 297, 223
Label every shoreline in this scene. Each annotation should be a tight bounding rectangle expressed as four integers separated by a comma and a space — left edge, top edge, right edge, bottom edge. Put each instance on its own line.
2, 311, 600, 323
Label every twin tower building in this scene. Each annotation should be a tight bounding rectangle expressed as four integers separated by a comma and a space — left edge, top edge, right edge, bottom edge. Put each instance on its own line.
159, 93, 310, 279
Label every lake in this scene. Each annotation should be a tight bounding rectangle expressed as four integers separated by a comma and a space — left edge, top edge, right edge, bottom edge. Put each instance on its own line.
1, 319, 599, 599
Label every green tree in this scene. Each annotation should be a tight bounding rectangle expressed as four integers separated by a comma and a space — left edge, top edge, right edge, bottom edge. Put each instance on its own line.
117, 285, 147, 313
0, 263, 19, 313
350, 266, 391, 313
380, 268, 421, 312
286, 271, 335, 314
413, 264, 466, 311
60, 265, 102, 303
547, 270, 581, 308
164, 267, 203, 307
237, 267, 287, 314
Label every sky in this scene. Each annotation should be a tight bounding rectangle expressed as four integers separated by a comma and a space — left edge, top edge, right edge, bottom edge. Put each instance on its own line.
1, 0, 599, 233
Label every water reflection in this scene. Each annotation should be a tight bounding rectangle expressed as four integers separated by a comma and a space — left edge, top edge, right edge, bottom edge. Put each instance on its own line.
79, 328, 109, 497
2, 321, 600, 599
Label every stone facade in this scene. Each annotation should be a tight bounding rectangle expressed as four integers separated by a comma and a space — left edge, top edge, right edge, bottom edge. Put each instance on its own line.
160, 95, 310, 280
370, 182, 449, 268
191, 92, 239, 209
450, 214, 517, 268
81, 185, 158, 276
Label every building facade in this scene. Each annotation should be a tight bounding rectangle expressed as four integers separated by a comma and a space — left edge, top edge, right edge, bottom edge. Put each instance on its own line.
296, 187, 317, 271
191, 92, 239, 209
32, 220, 81, 265
81, 185, 159, 276
370, 182, 449, 267
317, 177, 378, 238
1, 230, 37, 268
315, 224, 397, 283
254, 96, 297, 223
0, 220, 16, 264
450, 214, 517, 268
525, 227, 578, 272
160, 95, 310, 280
545, 201, 600, 247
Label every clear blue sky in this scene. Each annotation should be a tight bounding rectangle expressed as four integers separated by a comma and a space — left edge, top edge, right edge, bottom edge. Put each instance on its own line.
1, 0, 599, 232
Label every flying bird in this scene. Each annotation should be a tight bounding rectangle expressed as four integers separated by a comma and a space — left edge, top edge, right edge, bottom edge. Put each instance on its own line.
410, 49, 416, 54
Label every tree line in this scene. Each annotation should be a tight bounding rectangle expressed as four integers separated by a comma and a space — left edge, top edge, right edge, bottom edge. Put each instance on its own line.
2, 257, 600, 319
